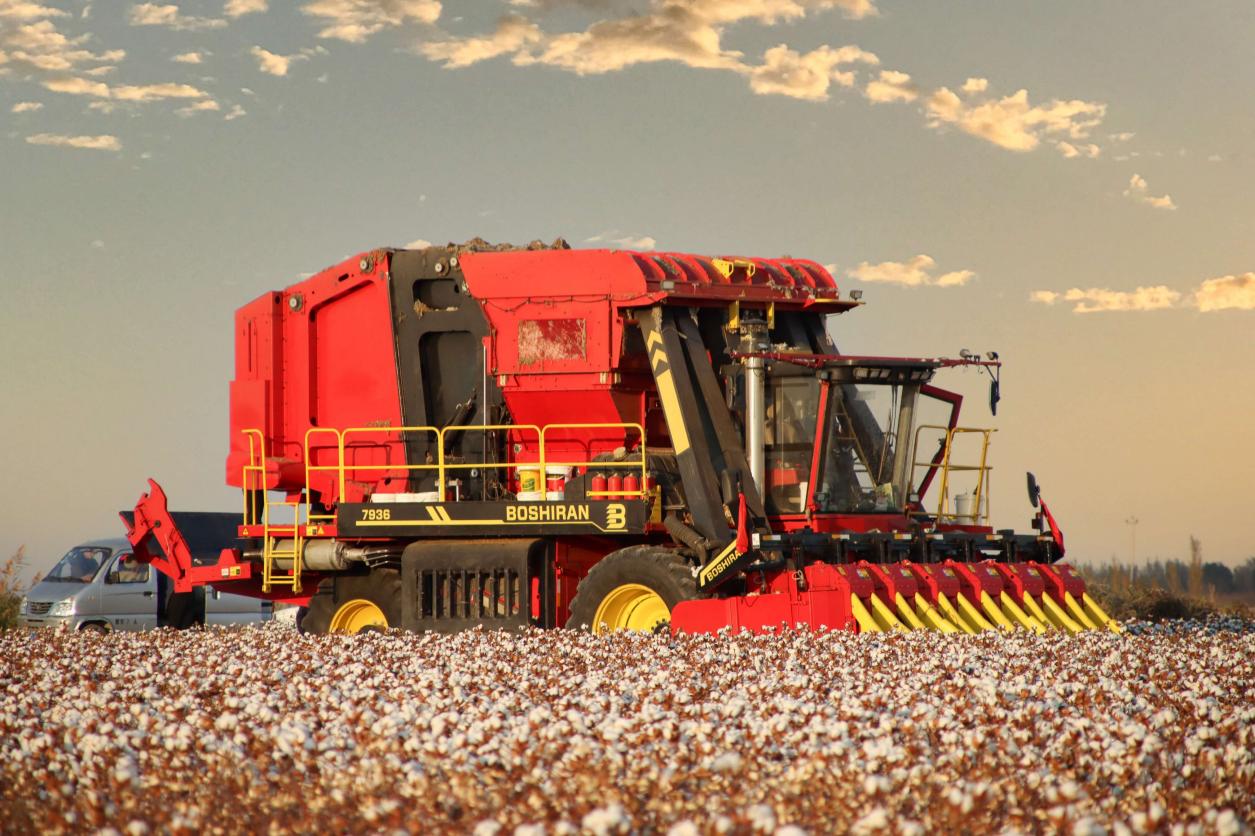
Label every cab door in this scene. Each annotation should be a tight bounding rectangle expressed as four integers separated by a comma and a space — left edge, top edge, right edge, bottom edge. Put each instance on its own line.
100, 552, 158, 630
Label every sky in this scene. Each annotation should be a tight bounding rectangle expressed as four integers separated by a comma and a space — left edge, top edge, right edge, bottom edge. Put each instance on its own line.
2, 0, 1253, 577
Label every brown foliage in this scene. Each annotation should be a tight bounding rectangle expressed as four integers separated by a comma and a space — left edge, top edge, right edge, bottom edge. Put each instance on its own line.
0, 546, 29, 630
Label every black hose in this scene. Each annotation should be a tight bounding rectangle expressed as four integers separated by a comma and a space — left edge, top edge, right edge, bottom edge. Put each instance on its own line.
664, 515, 710, 563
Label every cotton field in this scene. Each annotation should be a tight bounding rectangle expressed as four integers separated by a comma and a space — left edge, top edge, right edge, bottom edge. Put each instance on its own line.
1, 624, 1252, 835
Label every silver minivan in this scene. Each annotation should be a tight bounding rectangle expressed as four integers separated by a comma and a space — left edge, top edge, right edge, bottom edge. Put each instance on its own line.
19, 537, 272, 632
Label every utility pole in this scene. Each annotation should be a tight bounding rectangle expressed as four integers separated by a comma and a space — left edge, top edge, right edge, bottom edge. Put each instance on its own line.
1124, 516, 1139, 564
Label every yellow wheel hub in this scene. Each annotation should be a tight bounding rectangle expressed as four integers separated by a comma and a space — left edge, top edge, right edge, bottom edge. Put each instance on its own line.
592, 584, 670, 634
329, 599, 388, 634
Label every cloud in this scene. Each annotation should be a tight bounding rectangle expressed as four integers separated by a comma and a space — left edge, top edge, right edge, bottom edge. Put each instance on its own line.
417, 2, 878, 84
1031, 285, 1181, 314
1055, 140, 1100, 159
1123, 173, 1176, 210
925, 83, 1106, 152
223, 103, 246, 119
42, 75, 210, 102
586, 231, 657, 250
403, 238, 432, 249
527, 9, 740, 74
225, 0, 267, 17
128, 3, 227, 30
1035, 272, 1255, 314
1194, 273, 1255, 312
864, 68, 915, 103
10, 99, 42, 111
302, 0, 442, 43
26, 131, 120, 150
847, 255, 974, 288
42, 75, 110, 96
420, 14, 542, 68
1107, 131, 1134, 143
251, 45, 307, 76
113, 81, 207, 100
0, 1, 67, 20
176, 98, 219, 116
171, 50, 203, 63
0, 18, 125, 73
749, 43, 877, 101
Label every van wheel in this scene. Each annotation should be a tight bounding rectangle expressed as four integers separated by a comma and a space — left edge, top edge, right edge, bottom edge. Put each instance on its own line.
568, 547, 697, 634
79, 622, 110, 635
299, 569, 402, 635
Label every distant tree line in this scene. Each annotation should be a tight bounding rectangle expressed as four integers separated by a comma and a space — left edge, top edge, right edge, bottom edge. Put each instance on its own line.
1082, 536, 1255, 600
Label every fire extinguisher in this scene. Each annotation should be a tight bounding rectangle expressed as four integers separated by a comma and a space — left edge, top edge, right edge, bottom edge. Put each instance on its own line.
622, 472, 641, 498
607, 472, 624, 501
590, 471, 608, 500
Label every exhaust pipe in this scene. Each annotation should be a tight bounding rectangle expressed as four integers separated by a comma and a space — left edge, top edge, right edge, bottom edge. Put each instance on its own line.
740, 319, 769, 497
745, 354, 765, 497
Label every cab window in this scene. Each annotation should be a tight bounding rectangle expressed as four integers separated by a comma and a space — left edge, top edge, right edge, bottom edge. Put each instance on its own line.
108, 553, 150, 584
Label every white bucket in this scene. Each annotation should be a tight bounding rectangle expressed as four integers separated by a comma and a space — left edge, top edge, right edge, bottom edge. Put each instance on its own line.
954, 492, 975, 520
516, 491, 543, 502
545, 490, 565, 502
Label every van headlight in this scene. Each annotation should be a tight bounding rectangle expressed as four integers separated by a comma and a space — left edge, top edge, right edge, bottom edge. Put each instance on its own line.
49, 600, 75, 617
19, 597, 28, 615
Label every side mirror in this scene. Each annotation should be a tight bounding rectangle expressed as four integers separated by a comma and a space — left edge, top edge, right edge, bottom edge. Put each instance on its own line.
989, 379, 1001, 416
1026, 472, 1040, 508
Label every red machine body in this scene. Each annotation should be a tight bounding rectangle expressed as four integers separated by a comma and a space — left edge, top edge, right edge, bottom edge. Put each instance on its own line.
126, 241, 1117, 636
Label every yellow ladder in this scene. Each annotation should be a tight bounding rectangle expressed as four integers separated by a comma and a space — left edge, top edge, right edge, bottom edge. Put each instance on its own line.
261, 498, 303, 593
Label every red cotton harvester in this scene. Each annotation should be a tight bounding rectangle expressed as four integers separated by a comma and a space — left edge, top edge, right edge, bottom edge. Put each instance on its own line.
124, 239, 1119, 636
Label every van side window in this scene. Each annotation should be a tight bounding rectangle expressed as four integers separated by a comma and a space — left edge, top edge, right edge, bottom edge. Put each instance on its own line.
110, 554, 150, 584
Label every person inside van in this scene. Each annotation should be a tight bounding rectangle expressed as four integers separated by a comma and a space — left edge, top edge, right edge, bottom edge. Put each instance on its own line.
70, 550, 103, 581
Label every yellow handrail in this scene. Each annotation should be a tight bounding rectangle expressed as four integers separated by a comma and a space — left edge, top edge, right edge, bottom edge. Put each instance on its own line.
241, 428, 266, 527
540, 422, 648, 499
910, 424, 995, 524
246, 420, 651, 532
436, 423, 541, 500
303, 427, 343, 526
338, 425, 442, 499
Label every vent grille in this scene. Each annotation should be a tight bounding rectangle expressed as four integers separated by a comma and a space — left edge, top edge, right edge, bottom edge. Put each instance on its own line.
28, 601, 52, 616
417, 569, 523, 622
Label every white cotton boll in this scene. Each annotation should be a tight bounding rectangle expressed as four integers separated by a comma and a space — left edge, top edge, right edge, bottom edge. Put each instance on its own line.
711, 752, 744, 773
851, 808, 890, 834
581, 803, 627, 836
775, 826, 808, 836
472, 821, 502, 836
1214, 810, 1240, 836
863, 775, 890, 795
667, 822, 700, 836
746, 805, 778, 833
1072, 818, 1106, 836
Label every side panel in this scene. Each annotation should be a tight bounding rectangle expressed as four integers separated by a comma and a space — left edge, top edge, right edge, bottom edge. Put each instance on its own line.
226, 254, 403, 500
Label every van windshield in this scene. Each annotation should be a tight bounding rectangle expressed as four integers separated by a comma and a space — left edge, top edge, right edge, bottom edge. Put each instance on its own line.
45, 546, 112, 583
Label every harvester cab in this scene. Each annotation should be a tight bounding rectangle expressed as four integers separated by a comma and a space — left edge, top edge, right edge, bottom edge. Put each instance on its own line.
123, 241, 1120, 636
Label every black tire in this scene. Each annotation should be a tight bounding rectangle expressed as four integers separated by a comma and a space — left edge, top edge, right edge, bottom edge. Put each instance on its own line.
298, 568, 403, 635
79, 622, 110, 635
567, 546, 698, 633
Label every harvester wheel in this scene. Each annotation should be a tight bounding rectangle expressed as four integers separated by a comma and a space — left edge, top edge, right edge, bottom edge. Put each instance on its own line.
568, 546, 697, 634
298, 569, 402, 635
